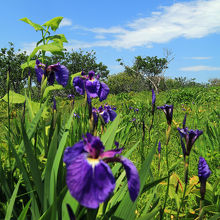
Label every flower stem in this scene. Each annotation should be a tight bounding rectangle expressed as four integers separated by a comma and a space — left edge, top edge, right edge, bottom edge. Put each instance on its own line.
177, 155, 189, 219
198, 199, 204, 220
160, 125, 171, 219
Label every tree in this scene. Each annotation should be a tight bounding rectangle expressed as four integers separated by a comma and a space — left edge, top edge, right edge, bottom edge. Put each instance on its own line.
0, 42, 28, 96
117, 55, 169, 92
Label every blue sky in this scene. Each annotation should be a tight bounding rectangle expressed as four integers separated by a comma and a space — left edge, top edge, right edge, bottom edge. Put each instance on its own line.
1, 0, 220, 83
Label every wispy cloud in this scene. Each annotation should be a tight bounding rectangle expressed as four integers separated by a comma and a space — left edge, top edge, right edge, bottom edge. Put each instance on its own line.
68, 0, 220, 49
185, 56, 212, 60
60, 18, 72, 27
20, 42, 36, 54
180, 65, 220, 71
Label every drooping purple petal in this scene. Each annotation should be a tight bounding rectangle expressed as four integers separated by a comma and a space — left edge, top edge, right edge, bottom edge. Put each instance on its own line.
152, 89, 156, 113
100, 110, 110, 124
198, 157, 211, 182
120, 157, 140, 201
73, 77, 85, 95
108, 109, 117, 121
35, 59, 45, 83
65, 154, 115, 209
63, 141, 85, 166
98, 82, 109, 102
85, 79, 100, 98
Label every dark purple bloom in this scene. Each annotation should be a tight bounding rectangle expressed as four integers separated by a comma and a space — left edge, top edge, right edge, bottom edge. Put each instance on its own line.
198, 157, 211, 199
63, 134, 140, 209
177, 127, 203, 156
35, 60, 69, 87
93, 105, 117, 124
183, 114, 187, 129
158, 141, 161, 154
198, 157, 211, 182
115, 141, 119, 149
135, 108, 139, 113
131, 118, 136, 122
152, 89, 156, 113
157, 104, 173, 125
73, 71, 109, 102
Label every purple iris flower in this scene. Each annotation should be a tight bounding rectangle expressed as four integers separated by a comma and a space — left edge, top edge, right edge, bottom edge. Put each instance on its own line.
157, 104, 173, 125
177, 127, 203, 156
152, 89, 156, 113
73, 113, 80, 118
198, 157, 211, 182
93, 105, 117, 124
63, 133, 140, 209
35, 60, 69, 87
158, 141, 161, 154
73, 71, 109, 102
198, 157, 211, 199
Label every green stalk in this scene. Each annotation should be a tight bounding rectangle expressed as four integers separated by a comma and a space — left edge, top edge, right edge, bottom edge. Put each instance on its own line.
160, 124, 171, 219
6, 71, 12, 185
177, 155, 189, 219
198, 199, 204, 220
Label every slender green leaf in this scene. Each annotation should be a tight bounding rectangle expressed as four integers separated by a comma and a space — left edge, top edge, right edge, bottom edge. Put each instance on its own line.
49, 110, 74, 205
18, 199, 32, 220
101, 115, 120, 150
5, 179, 21, 220
21, 122, 44, 205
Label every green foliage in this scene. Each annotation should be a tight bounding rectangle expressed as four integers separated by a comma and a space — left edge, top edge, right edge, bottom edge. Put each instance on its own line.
0, 43, 28, 96
108, 72, 146, 94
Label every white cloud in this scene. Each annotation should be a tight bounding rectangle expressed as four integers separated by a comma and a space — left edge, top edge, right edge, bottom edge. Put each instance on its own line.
190, 57, 212, 60
60, 18, 72, 27
68, 0, 220, 49
20, 42, 36, 55
180, 65, 220, 71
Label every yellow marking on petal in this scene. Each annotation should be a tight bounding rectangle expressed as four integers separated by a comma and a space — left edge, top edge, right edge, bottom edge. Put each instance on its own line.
87, 158, 100, 168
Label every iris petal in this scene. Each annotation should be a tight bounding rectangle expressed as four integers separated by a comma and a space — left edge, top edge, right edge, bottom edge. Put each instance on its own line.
65, 154, 115, 209
73, 77, 85, 95
98, 82, 109, 102
54, 64, 69, 87
85, 79, 100, 98
35, 60, 44, 83
120, 157, 140, 201
63, 141, 84, 166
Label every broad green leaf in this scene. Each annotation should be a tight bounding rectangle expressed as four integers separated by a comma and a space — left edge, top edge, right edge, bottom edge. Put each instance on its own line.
43, 84, 63, 99
101, 115, 120, 150
28, 42, 63, 62
20, 17, 44, 31
18, 199, 32, 220
0, 90, 25, 104
21, 60, 36, 70
43, 16, 63, 31
5, 179, 21, 220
